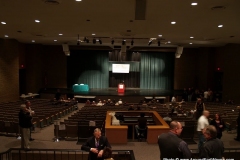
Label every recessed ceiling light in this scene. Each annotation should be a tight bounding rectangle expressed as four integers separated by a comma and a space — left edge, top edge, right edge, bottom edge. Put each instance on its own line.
171, 21, 176, 24
32, 40, 35, 43
189, 43, 193, 44
4, 35, 8, 37
59, 33, 63, 36
1, 22, 6, 24
168, 41, 171, 43
190, 37, 194, 38
218, 25, 223, 28
35, 20, 40, 23
158, 35, 162, 37
92, 33, 96, 35
54, 40, 57, 42
191, 2, 198, 6
75, 0, 82, 1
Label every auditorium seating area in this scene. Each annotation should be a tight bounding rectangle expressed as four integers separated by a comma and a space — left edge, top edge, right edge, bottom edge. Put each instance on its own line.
0, 99, 76, 137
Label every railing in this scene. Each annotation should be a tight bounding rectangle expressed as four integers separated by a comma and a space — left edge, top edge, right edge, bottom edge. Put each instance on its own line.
0, 148, 135, 160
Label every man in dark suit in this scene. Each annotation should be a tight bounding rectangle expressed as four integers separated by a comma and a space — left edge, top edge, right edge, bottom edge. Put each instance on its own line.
81, 128, 111, 160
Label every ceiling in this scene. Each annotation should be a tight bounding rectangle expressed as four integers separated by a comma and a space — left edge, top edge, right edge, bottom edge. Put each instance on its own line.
0, 0, 239, 48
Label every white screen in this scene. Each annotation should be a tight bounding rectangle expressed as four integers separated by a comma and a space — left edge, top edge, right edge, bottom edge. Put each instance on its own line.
112, 64, 130, 73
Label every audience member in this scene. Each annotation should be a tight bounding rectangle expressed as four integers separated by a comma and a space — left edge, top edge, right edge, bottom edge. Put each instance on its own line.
128, 105, 134, 111
19, 104, 33, 149
210, 113, 225, 139
199, 125, 224, 158
197, 110, 210, 150
195, 98, 205, 120
234, 106, 240, 141
118, 99, 123, 105
55, 89, 61, 101
81, 128, 111, 160
171, 95, 176, 104
163, 113, 172, 123
102, 147, 114, 160
135, 113, 147, 139
158, 121, 191, 159
25, 100, 34, 141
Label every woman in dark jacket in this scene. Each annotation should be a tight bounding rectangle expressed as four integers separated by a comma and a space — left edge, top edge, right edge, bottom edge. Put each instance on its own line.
210, 113, 225, 139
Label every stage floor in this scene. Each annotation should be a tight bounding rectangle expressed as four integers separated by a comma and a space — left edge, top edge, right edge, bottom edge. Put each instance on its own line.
73, 88, 181, 96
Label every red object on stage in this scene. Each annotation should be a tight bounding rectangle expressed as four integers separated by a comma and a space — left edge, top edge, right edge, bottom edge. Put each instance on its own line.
118, 83, 125, 93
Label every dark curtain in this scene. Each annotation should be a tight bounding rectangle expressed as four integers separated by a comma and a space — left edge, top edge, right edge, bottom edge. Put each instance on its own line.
67, 50, 109, 89
140, 52, 174, 89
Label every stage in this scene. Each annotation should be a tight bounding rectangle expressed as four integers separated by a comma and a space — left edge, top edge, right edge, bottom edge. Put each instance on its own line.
40, 88, 182, 103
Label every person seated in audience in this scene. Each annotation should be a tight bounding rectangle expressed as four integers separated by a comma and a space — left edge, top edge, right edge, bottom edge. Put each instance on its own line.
86, 100, 91, 105
118, 99, 123, 105
97, 101, 103, 106
135, 113, 147, 139
123, 102, 129, 106
156, 100, 159, 103
163, 113, 172, 122
102, 147, 114, 160
55, 89, 61, 101
171, 95, 176, 104
92, 101, 96, 106
142, 101, 147, 106
210, 113, 225, 139
128, 105, 134, 111
115, 102, 119, 106
136, 106, 141, 111
102, 100, 106, 106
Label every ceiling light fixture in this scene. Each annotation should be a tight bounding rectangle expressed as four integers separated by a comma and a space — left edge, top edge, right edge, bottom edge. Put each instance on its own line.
1, 22, 6, 24
171, 21, 176, 24
75, 0, 82, 1
4, 35, 8, 37
92, 33, 96, 36
35, 20, 40, 23
59, 33, 63, 36
54, 40, 57, 42
158, 35, 162, 37
189, 43, 193, 44
218, 25, 223, 28
168, 41, 171, 43
190, 36, 194, 38
32, 40, 35, 43
191, 2, 198, 6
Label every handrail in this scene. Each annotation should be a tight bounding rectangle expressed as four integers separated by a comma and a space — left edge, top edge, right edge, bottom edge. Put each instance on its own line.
0, 148, 135, 160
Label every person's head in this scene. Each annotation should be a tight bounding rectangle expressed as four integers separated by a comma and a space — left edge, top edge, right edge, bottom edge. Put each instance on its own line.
20, 104, 27, 112
215, 113, 221, 120
203, 125, 217, 140
197, 98, 202, 103
93, 128, 101, 140
102, 147, 112, 159
169, 121, 183, 136
203, 110, 210, 118
25, 100, 31, 108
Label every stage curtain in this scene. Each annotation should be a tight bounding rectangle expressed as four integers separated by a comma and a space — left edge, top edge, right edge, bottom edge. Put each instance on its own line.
67, 51, 109, 89
140, 52, 174, 89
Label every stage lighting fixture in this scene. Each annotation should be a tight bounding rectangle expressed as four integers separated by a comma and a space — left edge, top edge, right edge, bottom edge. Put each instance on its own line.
158, 40, 160, 46
122, 40, 126, 45
111, 40, 114, 45
148, 40, 152, 46
99, 39, 102, 44
93, 38, 96, 44
131, 40, 134, 46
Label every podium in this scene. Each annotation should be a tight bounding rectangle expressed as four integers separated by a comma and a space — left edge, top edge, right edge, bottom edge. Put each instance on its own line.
118, 83, 125, 93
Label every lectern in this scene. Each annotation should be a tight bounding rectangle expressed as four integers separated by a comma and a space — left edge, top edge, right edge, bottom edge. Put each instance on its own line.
118, 83, 125, 93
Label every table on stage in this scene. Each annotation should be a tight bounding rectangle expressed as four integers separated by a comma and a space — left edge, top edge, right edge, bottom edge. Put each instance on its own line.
72, 84, 89, 92
105, 111, 170, 144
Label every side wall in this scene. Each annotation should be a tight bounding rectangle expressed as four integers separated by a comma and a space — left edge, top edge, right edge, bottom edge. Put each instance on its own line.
0, 39, 19, 102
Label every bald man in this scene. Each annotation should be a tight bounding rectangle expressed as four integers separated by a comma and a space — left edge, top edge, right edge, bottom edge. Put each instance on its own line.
197, 110, 210, 150
81, 128, 111, 160
158, 121, 191, 160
